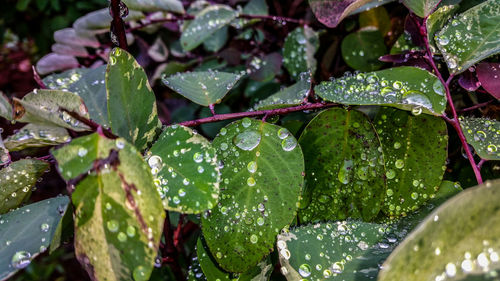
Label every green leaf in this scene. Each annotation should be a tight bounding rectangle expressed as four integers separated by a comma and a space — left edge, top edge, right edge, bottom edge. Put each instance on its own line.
297, 108, 386, 222
163, 71, 242, 106
71, 135, 164, 281
402, 0, 441, 18
0, 159, 49, 214
0, 136, 9, 165
426, 0, 461, 53
122, 0, 184, 13
13, 89, 90, 131
106, 48, 160, 150
201, 118, 304, 272
390, 32, 421, 54
283, 26, 319, 80
374, 107, 448, 217
52, 133, 116, 181
180, 5, 238, 51
435, 0, 500, 74
147, 125, 220, 214
341, 29, 386, 72
43, 68, 90, 91
203, 26, 229, 53
0, 92, 13, 120
277, 221, 386, 281
315, 66, 447, 115
254, 73, 310, 110
243, 0, 268, 15
460, 117, 500, 160
378, 179, 500, 281
359, 6, 391, 35
4, 124, 70, 151
0, 196, 70, 280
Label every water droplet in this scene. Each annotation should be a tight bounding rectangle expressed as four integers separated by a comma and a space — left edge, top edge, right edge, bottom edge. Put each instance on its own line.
193, 152, 203, 163
247, 161, 257, 173
242, 118, 252, 128
281, 137, 297, 151
117, 232, 127, 242
77, 147, 88, 157
11, 251, 31, 269
247, 177, 256, 186
148, 155, 162, 169
338, 159, 353, 184
277, 128, 290, 139
107, 220, 119, 232
411, 106, 422, 116
386, 169, 396, 179
393, 142, 401, 149
299, 264, 311, 277
40, 223, 49, 232
133, 265, 148, 281
233, 131, 261, 151
411, 192, 418, 200
126, 225, 136, 237
487, 144, 497, 154
250, 234, 258, 243
395, 159, 404, 169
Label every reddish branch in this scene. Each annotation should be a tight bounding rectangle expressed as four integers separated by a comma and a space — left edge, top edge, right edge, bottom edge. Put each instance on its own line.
162, 212, 184, 280
110, 0, 128, 50
421, 18, 483, 184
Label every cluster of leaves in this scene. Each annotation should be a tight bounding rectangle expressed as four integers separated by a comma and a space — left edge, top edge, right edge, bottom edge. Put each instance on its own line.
0, 0, 499, 281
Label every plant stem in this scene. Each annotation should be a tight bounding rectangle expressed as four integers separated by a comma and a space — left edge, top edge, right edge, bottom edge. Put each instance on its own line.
458, 100, 493, 112
422, 18, 483, 184
178, 102, 337, 127
239, 14, 308, 25
163, 212, 184, 280
110, 0, 128, 50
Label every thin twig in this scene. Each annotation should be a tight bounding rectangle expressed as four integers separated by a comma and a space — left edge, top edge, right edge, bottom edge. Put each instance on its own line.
110, 0, 128, 50
477, 159, 487, 170
32, 66, 47, 89
459, 100, 493, 113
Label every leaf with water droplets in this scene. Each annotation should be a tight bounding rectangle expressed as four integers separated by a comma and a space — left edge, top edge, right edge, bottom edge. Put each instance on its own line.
435, 0, 500, 74
121, 0, 184, 13
71, 135, 164, 281
0, 196, 69, 280
308, 0, 386, 28
460, 117, 500, 160
283, 26, 319, 80
148, 125, 220, 214
43, 68, 90, 91
277, 221, 388, 281
341, 29, 387, 72
4, 124, 70, 151
180, 5, 238, 52
254, 74, 310, 110
315, 66, 447, 115
379, 179, 500, 281
402, 0, 441, 18
374, 107, 448, 217
201, 118, 304, 272
106, 48, 160, 150
390, 32, 421, 54
297, 108, 386, 223
0, 92, 12, 120
163, 71, 241, 106
0, 159, 49, 214
203, 26, 229, 53
426, 0, 461, 53
13, 89, 90, 131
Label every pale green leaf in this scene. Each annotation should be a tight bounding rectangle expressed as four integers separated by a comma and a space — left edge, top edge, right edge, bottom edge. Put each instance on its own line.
4, 124, 70, 151
426, 0, 461, 53
122, 0, 184, 13
460, 117, 500, 160
254, 74, 310, 110
0, 92, 12, 120
283, 26, 319, 80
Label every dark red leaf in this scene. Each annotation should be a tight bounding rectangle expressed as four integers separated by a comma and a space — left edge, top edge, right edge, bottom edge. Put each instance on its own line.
476, 63, 500, 99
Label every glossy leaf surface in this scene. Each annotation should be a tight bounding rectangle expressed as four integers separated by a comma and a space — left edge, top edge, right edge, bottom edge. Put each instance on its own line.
341, 29, 386, 72
4, 124, 70, 151
402, 0, 440, 18
460, 117, 500, 160
254, 74, 310, 110
283, 26, 319, 80
308, 0, 379, 28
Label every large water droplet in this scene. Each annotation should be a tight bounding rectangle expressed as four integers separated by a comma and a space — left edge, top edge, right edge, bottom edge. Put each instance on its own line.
338, 159, 353, 184
11, 251, 31, 269
299, 264, 312, 277
133, 265, 148, 281
233, 131, 261, 151
281, 137, 297, 151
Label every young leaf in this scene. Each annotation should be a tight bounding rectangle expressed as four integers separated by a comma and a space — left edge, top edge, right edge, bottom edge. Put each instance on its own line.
180, 5, 238, 51
402, 0, 441, 18
298, 108, 386, 222
201, 118, 305, 272
378, 179, 500, 281
283, 26, 319, 80
341, 29, 386, 72
13, 89, 90, 131
0, 159, 49, 214
308, 0, 382, 28
106, 48, 160, 150
0, 92, 12, 120
121, 0, 184, 13
315, 66, 447, 115
147, 125, 220, 214
4, 124, 70, 151
0, 196, 70, 280
254, 73, 310, 110
374, 107, 448, 217
460, 117, 500, 160
163, 71, 242, 106
71, 135, 164, 281
435, 0, 500, 74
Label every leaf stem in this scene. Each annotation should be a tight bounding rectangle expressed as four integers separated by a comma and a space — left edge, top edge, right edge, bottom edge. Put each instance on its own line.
177, 102, 337, 127
162, 211, 184, 280
109, 0, 128, 50
422, 18, 483, 184
458, 100, 493, 113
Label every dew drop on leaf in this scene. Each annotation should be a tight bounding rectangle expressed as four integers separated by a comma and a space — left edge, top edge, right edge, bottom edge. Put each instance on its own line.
11, 251, 31, 269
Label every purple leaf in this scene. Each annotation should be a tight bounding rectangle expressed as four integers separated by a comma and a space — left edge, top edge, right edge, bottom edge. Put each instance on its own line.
458, 68, 480, 92
36, 53, 79, 75
309, 0, 369, 28
53, 28, 100, 48
404, 14, 424, 47
476, 63, 500, 99
379, 51, 431, 71
51, 43, 89, 57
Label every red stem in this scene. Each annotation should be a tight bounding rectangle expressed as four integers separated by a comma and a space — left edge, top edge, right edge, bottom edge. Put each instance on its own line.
110, 0, 128, 50
178, 102, 337, 127
422, 18, 483, 184
458, 100, 493, 112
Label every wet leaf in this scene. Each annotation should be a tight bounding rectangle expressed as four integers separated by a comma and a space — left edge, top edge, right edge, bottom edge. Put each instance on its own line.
242, 0, 268, 15
426, 0, 460, 53
147, 125, 220, 214
249, 53, 282, 82
298, 108, 386, 223
341, 29, 386, 72
378, 179, 500, 281
203, 26, 229, 53
476, 62, 500, 99
0, 196, 70, 280
162, 71, 242, 106
374, 107, 448, 217
390, 32, 420, 54
180, 5, 238, 52
71, 135, 164, 281
43, 68, 90, 91
201, 118, 304, 272
0, 92, 12, 120
283, 26, 319, 80
402, 0, 441, 18
435, 0, 500, 74
315, 66, 447, 115
122, 0, 184, 13
13, 89, 90, 131
460, 117, 500, 160
0, 159, 49, 214
254, 73, 310, 110
308, 0, 384, 28
4, 124, 70, 151
106, 48, 160, 150
359, 6, 391, 35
